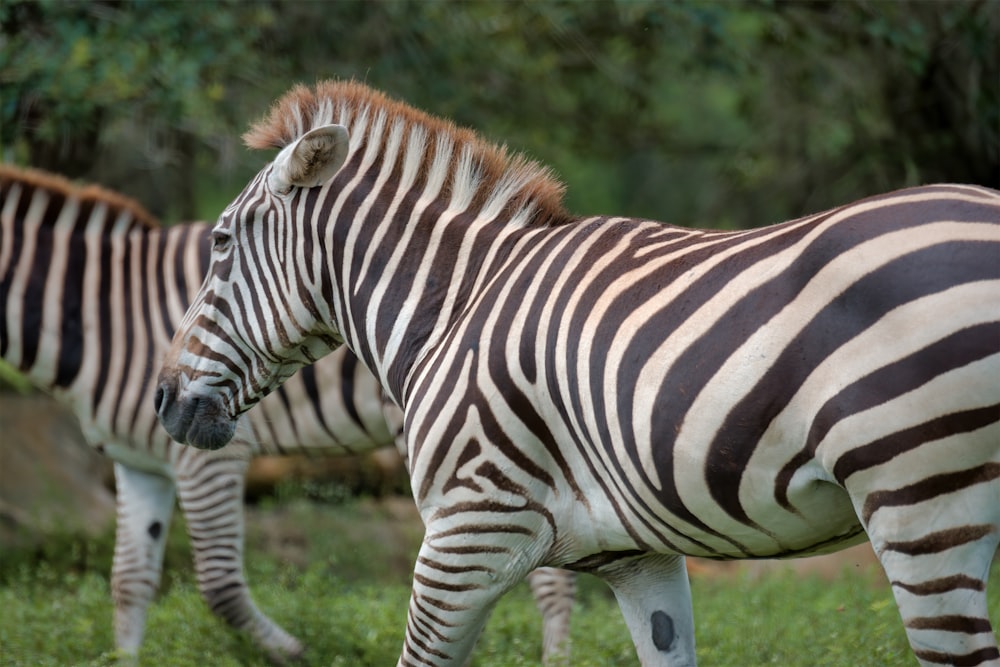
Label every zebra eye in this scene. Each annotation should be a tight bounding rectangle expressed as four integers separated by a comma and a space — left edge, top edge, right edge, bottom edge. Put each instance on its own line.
212, 231, 232, 252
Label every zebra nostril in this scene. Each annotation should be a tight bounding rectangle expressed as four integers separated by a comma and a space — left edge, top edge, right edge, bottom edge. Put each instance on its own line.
154, 382, 171, 417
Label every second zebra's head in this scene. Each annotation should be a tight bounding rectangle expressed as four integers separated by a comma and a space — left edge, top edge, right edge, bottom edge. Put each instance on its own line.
156, 124, 351, 450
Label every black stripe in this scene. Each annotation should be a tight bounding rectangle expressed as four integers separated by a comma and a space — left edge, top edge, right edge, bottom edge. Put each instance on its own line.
834, 405, 1000, 484
905, 615, 993, 634
18, 190, 59, 370
883, 525, 994, 555
337, 350, 364, 430
891, 574, 984, 595
0, 179, 21, 359
914, 647, 1000, 666
172, 223, 194, 306
53, 204, 89, 387
295, 362, 336, 440
863, 463, 1000, 524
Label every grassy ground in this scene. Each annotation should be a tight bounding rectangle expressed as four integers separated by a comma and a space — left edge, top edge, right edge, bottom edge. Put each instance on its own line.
2, 495, 998, 666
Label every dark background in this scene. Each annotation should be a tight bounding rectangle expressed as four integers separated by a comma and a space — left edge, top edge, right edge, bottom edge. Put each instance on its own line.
2, 0, 997, 229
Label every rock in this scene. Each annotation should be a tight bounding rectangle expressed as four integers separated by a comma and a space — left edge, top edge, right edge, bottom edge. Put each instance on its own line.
0, 393, 115, 548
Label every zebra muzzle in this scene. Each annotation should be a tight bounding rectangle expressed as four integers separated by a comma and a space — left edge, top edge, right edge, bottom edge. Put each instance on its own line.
155, 379, 236, 450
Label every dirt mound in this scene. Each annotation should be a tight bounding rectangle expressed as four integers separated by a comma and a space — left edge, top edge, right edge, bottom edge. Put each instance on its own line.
0, 394, 115, 547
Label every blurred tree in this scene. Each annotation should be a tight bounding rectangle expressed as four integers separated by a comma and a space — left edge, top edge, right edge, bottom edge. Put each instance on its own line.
1, 0, 996, 226
0, 0, 275, 218
720, 0, 999, 222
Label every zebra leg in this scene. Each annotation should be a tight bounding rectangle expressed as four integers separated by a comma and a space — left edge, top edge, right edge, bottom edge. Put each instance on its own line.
111, 462, 176, 658
599, 553, 697, 667
398, 532, 541, 666
527, 567, 576, 666
859, 475, 1000, 666
173, 450, 304, 663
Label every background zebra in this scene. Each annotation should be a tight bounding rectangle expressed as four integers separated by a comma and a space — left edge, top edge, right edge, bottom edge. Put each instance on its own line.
156, 81, 1000, 667
0, 164, 575, 664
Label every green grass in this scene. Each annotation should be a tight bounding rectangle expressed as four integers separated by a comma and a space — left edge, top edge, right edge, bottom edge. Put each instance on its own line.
2, 497, 998, 666
0, 358, 32, 393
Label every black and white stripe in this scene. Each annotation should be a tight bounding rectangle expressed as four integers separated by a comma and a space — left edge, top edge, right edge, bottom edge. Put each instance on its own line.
156, 81, 1000, 667
0, 164, 575, 665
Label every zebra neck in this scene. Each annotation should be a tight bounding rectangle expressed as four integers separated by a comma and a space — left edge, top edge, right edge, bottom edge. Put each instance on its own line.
326, 194, 538, 408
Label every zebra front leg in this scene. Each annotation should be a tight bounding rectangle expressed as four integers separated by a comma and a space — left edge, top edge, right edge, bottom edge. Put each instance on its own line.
859, 472, 1000, 667
398, 527, 543, 666
174, 450, 303, 663
527, 567, 576, 666
599, 553, 697, 667
110, 463, 176, 659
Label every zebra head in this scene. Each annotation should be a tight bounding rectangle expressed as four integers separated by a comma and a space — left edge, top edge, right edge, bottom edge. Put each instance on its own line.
155, 124, 352, 449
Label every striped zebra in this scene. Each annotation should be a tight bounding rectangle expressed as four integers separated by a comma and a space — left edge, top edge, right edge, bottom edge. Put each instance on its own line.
154, 80, 1000, 667
0, 164, 575, 665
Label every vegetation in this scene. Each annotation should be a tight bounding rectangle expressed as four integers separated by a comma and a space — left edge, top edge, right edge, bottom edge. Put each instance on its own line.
3, 0, 995, 380
2, 497, 998, 666
3, 1, 996, 226
0, 359, 32, 393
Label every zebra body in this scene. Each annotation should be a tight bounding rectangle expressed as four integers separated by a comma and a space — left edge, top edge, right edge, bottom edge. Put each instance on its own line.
155, 81, 1000, 667
0, 164, 574, 664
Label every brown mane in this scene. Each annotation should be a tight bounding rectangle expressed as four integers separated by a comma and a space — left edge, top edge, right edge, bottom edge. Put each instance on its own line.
0, 163, 160, 229
243, 80, 570, 224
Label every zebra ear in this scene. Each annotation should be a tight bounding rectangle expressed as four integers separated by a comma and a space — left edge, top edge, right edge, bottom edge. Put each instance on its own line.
271, 124, 350, 191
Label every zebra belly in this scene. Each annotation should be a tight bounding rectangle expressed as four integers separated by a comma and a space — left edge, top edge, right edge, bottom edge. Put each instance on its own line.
547, 481, 864, 568
745, 472, 866, 558
552, 434, 866, 563
660, 476, 863, 560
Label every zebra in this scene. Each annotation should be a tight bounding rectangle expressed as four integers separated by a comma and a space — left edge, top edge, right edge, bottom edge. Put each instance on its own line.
154, 80, 1000, 667
0, 163, 576, 665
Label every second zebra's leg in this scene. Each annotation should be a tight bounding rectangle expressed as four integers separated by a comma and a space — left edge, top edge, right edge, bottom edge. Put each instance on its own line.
599, 553, 697, 667
173, 447, 303, 663
527, 567, 576, 666
111, 462, 176, 659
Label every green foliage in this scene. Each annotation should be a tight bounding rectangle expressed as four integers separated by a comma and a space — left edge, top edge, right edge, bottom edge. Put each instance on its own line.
0, 0, 275, 217
0, 0, 271, 143
0, 359, 32, 393
2, 1, 995, 224
3, 498, 999, 666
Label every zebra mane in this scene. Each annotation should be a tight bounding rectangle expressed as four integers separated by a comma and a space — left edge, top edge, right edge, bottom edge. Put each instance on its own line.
242, 80, 570, 226
0, 163, 160, 229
